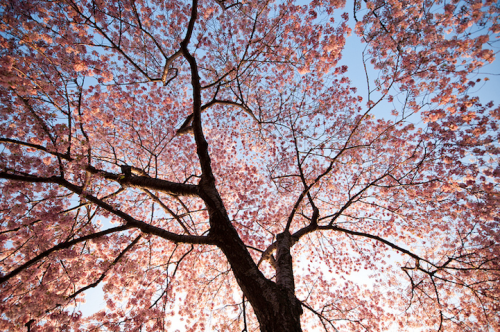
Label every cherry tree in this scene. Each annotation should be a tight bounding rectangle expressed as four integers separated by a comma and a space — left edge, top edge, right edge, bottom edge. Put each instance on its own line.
1, 0, 499, 330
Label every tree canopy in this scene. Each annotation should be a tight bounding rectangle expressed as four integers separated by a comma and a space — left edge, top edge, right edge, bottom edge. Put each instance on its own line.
1, 0, 499, 330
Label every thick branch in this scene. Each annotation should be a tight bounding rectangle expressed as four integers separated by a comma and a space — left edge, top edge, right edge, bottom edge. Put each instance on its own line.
58, 177, 214, 245
86, 166, 200, 197
179, 0, 215, 183
0, 141, 198, 197
0, 173, 214, 245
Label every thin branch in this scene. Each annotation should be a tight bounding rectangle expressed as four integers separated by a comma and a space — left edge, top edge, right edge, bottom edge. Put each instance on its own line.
0, 225, 131, 284
67, 234, 142, 300
142, 189, 192, 234
0, 138, 71, 160
320, 225, 432, 266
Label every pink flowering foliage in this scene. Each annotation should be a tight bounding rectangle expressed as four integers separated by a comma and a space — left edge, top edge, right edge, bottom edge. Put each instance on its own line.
0, 0, 499, 331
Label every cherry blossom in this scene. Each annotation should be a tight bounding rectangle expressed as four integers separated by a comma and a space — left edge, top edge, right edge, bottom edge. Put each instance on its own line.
0, 0, 499, 331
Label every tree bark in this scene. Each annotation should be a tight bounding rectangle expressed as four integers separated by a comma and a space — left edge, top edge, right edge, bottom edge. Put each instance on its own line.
200, 184, 303, 331
180, 0, 303, 327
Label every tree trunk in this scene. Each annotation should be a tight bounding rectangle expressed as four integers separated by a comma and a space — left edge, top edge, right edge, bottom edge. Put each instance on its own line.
217, 225, 303, 331
200, 183, 303, 331
253, 285, 303, 332
216, 228, 303, 331
260, 231, 303, 332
